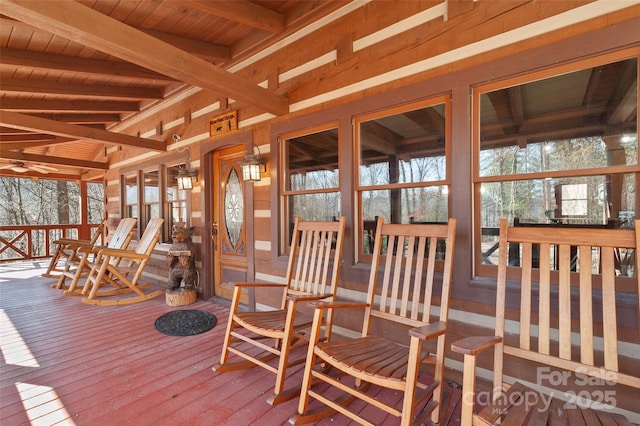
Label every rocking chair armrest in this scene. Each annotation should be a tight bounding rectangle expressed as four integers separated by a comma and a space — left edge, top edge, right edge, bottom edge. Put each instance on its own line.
97, 248, 143, 259
53, 237, 91, 246
286, 293, 333, 302
77, 244, 106, 254
409, 321, 447, 340
451, 335, 503, 356
62, 241, 94, 250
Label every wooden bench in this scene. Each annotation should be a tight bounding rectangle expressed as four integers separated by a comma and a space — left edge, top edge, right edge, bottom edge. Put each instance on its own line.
452, 219, 639, 425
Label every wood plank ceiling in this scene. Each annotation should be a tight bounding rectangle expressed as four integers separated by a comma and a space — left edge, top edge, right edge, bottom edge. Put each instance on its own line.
0, 0, 345, 176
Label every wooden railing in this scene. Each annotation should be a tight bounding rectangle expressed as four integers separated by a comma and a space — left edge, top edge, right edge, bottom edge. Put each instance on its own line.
0, 224, 102, 263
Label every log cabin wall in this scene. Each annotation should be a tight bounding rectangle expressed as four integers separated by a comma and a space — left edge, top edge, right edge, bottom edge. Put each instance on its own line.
102, 1, 640, 418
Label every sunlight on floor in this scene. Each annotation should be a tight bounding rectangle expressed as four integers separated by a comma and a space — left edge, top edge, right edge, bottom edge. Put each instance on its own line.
0, 309, 39, 367
1, 303, 75, 425
0, 261, 49, 282
16, 383, 76, 426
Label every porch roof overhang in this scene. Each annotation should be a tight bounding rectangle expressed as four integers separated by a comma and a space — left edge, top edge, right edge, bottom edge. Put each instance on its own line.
0, 0, 346, 177
0, 1, 637, 179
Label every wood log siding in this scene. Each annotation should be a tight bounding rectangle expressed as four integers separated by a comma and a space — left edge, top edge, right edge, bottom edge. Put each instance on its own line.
96, 3, 640, 417
102, 1, 639, 142
108, 14, 640, 303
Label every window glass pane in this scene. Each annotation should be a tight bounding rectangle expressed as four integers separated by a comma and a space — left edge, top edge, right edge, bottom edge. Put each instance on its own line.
144, 170, 159, 203
560, 183, 588, 216
479, 58, 638, 177
362, 187, 449, 225
224, 167, 244, 249
284, 128, 339, 191
170, 201, 187, 227
481, 229, 635, 277
359, 103, 446, 186
87, 182, 104, 224
127, 205, 138, 219
147, 203, 160, 219
286, 193, 341, 222
479, 174, 635, 229
124, 175, 137, 205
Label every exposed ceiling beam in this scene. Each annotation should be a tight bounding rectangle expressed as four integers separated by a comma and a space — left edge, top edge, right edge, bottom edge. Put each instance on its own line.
360, 121, 401, 155
608, 78, 637, 124
0, 99, 140, 113
0, 150, 109, 170
1, 0, 289, 116
140, 28, 231, 62
0, 127, 30, 135
0, 77, 164, 100
184, 0, 285, 34
0, 111, 165, 151
0, 134, 73, 143
1, 141, 70, 150
0, 47, 177, 83
30, 113, 122, 124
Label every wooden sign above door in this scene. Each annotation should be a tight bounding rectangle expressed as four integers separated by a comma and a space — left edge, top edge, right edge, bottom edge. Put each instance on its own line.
209, 110, 238, 137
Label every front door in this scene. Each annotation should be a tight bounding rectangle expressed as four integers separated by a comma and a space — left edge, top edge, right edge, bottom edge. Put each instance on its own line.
212, 145, 250, 301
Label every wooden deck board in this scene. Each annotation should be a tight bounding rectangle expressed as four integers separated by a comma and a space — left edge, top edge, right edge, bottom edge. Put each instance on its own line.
0, 262, 462, 425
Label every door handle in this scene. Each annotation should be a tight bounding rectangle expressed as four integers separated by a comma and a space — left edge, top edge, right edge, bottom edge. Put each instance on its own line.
212, 222, 218, 250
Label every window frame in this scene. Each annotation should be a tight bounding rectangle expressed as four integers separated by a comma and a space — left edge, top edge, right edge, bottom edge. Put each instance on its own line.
354, 94, 452, 262
472, 49, 640, 285
279, 121, 341, 254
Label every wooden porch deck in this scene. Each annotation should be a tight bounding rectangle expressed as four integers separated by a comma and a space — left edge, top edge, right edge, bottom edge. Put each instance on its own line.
0, 261, 462, 426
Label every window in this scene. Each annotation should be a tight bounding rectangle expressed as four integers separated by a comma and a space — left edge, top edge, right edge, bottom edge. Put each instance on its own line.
122, 162, 192, 242
355, 95, 451, 256
281, 123, 340, 252
559, 183, 588, 217
144, 170, 160, 223
123, 174, 139, 220
166, 165, 188, 231
475, 54, 638, 275
87, 182, 105, 225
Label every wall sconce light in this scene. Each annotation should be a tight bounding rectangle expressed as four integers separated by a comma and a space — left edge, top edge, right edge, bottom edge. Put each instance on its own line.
241, 144, 266, 182
176, 146, 198, 190
177, 166, 197, 190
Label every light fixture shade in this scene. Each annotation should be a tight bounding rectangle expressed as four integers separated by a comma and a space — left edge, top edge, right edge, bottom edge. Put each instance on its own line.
242, 162, 260, 181
241, 153, 264, 182
176, 168, 197, 190
177, 174, 193, 190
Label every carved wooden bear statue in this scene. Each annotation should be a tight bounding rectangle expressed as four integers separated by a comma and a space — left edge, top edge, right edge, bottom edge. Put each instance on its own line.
167, 225, 196, 291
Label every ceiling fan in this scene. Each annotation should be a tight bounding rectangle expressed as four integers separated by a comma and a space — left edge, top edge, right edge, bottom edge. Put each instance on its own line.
0, 161, 59, 174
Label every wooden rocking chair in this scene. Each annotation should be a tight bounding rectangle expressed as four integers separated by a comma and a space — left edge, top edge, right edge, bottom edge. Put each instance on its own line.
42, 223, 104, 278
81, 218, 164, 305
53, 218, 137, 294
213, 216, 346, 405
292, 217, 457, 425
451, 219, 639, 425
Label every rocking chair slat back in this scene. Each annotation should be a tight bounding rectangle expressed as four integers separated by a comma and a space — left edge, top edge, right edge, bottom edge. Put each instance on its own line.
452, 219, 639, 425
285, 218, 345, 304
